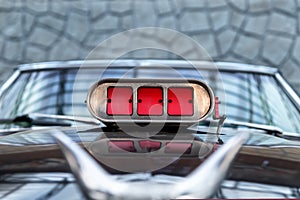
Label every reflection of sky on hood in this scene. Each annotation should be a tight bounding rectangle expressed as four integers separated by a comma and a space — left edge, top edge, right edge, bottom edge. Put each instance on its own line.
0, 126, 100, 146
0, 126, 299, 147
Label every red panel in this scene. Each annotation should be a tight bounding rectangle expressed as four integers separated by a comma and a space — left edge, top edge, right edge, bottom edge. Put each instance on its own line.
214, 96, 220, 119
165, 142, 192, 154
139, 140, 161, 151
107, 87, 133, 115
168, 87, 193, 116
137, 87, 163, 116
108, 140, 136, 152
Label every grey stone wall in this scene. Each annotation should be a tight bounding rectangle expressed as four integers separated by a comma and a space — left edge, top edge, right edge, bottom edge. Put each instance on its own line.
0, 0, 300, 94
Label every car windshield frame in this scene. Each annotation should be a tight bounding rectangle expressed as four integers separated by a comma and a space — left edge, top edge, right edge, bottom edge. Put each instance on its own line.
0, 60, 299, 133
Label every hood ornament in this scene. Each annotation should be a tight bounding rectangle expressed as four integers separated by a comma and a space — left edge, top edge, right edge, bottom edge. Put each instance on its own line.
52, 130, 249, 200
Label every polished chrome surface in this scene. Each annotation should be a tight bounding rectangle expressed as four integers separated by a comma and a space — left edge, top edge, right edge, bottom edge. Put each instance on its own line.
225, 119, 284, 134
31, 113, 101, 126
225, 120, 300, 139
17, 60, 278, 75
275, 72, 300, 111
87, 79, 215, 124
0, 70, 20, 97
53, 130, 249, 200
215, 61, 278, 75
204, 118, 300, 140
52, 130, 128, 200
0, 173, 298, 199
171, 131, 249, 199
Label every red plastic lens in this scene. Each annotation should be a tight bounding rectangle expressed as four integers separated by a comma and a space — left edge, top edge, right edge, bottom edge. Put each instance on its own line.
168, 87, 193, 116
137, 87, 163, 116
108, 140, 136, 152
139, 140, 161, 151
107, 87, 133, 115
165, 142, 192, 154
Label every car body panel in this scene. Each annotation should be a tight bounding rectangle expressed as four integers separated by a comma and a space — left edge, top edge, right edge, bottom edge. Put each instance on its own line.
0, 60, 299, 199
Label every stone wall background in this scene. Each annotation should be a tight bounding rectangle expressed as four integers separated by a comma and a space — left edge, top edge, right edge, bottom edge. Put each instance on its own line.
0, 0, 299, 94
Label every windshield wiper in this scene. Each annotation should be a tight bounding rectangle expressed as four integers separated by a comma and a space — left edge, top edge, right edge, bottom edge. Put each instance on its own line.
30, 113, 100, 126
225, 120, 300, 141
0, 113, 100, 128
224, 119, 283, 135
0, 114, 71, 127
201, 119, 300, 140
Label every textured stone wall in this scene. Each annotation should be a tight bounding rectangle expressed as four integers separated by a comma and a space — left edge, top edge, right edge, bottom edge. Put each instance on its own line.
0, 0, 299, 94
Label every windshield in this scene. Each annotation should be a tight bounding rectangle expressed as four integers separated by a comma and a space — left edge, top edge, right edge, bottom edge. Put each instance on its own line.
0, 66, 299, 133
